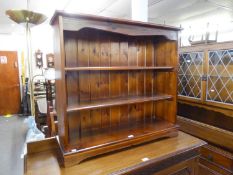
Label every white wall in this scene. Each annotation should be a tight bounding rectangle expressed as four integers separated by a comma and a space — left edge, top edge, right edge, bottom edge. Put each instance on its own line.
0, 24, 54, 98
0, 33, 24, 50
180, 21, 233, 47
0, 24, 54, 73
177, 12, 233, 47
30, 24, 54, 80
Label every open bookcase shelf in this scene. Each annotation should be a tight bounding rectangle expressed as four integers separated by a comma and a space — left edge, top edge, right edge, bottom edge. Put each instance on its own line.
64, 66, 175, 71
51, 11, 180, 167
67, 94, 173, 112
66, 119, 178, 153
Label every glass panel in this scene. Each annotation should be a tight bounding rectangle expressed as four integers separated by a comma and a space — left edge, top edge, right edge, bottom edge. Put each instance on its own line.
207, 49, 233, 105
178, 52, 204, 99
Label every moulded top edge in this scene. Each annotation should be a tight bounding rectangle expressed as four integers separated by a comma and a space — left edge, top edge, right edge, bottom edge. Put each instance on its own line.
50, 10, 182, 31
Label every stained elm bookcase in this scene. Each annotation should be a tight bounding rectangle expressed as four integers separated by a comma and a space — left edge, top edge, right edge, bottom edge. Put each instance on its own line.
50, 11, 181, 167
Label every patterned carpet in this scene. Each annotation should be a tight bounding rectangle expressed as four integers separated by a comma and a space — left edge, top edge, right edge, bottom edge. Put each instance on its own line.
0, 115, 28, 175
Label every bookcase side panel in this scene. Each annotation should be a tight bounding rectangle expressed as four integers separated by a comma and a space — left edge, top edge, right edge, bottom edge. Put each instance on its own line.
53, 17, 69, 149
153, 40, 178, 123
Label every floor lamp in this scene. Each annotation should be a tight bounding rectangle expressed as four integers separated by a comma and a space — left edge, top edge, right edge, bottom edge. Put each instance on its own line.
6, 7, 47, 116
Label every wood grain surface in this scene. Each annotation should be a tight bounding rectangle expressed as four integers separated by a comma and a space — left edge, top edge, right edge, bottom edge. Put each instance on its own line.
26, 132, 206, 175
52, 13, 179, 165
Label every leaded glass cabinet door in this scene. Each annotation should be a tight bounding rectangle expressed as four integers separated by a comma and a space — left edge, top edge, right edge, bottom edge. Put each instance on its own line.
178, 52, 204, 99
178, 47, 233, 108
207, 49, 233, 105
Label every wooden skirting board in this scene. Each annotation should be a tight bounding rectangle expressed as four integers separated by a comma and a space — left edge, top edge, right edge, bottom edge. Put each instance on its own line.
177, 116, 233, 152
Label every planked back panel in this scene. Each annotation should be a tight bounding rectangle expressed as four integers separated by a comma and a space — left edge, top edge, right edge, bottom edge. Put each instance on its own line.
63, 29, 177, 146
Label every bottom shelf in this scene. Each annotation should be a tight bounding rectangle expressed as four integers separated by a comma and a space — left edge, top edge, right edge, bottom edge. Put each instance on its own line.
68, 119, 177, 152
58, 119, 178, 166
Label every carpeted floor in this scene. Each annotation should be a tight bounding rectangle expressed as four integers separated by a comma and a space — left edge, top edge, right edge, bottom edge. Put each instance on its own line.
0, 115, 28, 175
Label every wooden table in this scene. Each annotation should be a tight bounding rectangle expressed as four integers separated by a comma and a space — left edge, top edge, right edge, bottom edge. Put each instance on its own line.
25, 132, 206, 175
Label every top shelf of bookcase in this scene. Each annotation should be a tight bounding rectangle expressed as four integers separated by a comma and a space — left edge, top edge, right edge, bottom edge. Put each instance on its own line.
64, 66, 175, 71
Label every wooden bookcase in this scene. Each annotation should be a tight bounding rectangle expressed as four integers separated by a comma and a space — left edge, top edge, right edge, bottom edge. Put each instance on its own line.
51, 11, 180, 167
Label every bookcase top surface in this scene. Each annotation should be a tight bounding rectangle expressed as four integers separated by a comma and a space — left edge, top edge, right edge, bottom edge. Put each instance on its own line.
50, 10, 182, 31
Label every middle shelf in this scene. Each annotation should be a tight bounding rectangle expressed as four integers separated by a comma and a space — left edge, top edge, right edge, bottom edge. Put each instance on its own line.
67, 94, 173, 112
64, 66, 175, 71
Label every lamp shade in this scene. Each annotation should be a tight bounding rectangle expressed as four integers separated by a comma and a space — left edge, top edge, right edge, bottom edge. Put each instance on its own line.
6, 9, 47, 27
